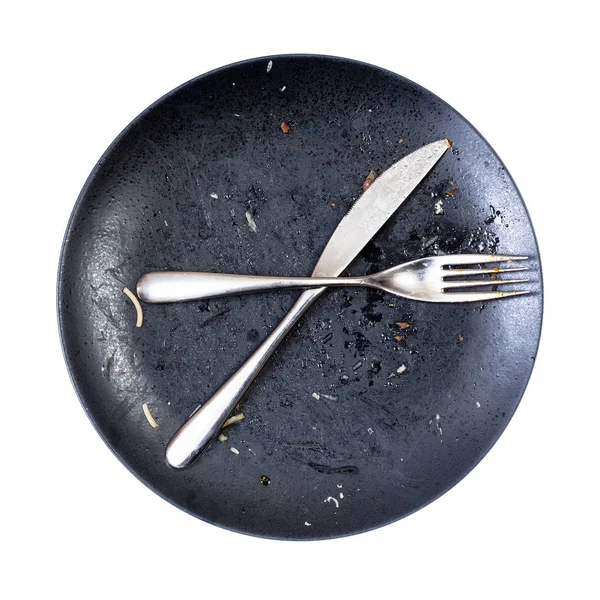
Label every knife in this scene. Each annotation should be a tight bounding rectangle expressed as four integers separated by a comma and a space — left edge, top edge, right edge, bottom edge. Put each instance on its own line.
166, 139, 451, 468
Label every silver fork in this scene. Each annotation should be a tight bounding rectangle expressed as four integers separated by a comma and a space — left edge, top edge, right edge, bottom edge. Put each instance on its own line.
137, 254, 530, 304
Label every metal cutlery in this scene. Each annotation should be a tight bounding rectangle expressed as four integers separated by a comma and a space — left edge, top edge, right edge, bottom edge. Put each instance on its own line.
164, 139, 451, 468
137, 254, 530, 304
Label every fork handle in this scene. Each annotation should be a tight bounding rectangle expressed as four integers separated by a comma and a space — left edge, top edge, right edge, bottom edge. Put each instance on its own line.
137, 271, 365, 303
165, 287, 326, 468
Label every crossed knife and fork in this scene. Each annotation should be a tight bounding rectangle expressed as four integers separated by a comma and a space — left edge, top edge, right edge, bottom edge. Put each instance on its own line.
135, 139, 532, 469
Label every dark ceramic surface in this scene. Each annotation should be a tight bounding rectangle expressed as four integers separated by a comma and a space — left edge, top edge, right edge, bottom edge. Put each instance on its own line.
58, 55, 542, 539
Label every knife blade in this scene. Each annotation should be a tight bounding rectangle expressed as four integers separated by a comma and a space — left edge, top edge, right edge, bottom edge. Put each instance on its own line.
166, 139, 450, 468
313, 139, 451, 277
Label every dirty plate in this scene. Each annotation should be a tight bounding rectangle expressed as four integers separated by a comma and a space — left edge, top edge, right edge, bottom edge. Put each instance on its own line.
58, 55, 542, 539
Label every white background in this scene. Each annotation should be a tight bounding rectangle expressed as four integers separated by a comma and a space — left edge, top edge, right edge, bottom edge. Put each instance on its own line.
2, 1, 598, 598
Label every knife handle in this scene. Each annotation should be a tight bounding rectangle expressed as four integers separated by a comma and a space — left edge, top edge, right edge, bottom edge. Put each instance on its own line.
165, 287, 326, 468
137, 271, 362, 303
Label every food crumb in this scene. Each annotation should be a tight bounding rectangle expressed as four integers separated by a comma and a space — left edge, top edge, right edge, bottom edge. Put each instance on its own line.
267, 60, 273, 73
142, 402, 158, 428
218, 433, 228, 442
324, 496, 340, 508
396, 322, 410, 330
311, 392, 320, 400
423, 235, 438, 249
459, 335, 464, 342
434, 199, 444, 215
398, 138, 404, 144
123, 287, 143, 328
331, 203, 336, 207
361, 170, 377, 191
446, 187, 457, 197
280, 121, 290, 134
230, 447, 240, 455
394, 335, 404, 343
245, 211, 258, 233
397, 364, 407, 374
430, 414, 443, 435
260, 475, 271, 485
223, 413, 245, 428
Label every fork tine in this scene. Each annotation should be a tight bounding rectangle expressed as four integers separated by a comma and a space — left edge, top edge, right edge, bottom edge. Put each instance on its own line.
441, 254, 528, 266
443, 278, 529, 289
443, 266, 528, 277
440, 290, 530, 302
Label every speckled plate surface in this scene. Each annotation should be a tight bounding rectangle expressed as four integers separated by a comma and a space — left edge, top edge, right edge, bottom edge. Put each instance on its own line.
58, 55, 542, 540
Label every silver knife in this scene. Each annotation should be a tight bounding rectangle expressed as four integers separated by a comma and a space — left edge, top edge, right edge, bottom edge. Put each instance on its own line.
166, 139, 451, 468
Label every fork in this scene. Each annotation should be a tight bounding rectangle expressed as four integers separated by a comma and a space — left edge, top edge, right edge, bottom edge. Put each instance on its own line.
137, 254, 530, 304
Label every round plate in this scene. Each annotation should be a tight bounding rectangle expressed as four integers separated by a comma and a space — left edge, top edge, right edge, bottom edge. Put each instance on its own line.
58, 55, 542, 540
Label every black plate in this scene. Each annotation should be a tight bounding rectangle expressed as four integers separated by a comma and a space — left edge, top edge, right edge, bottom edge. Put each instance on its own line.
58, 55, 542, 540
